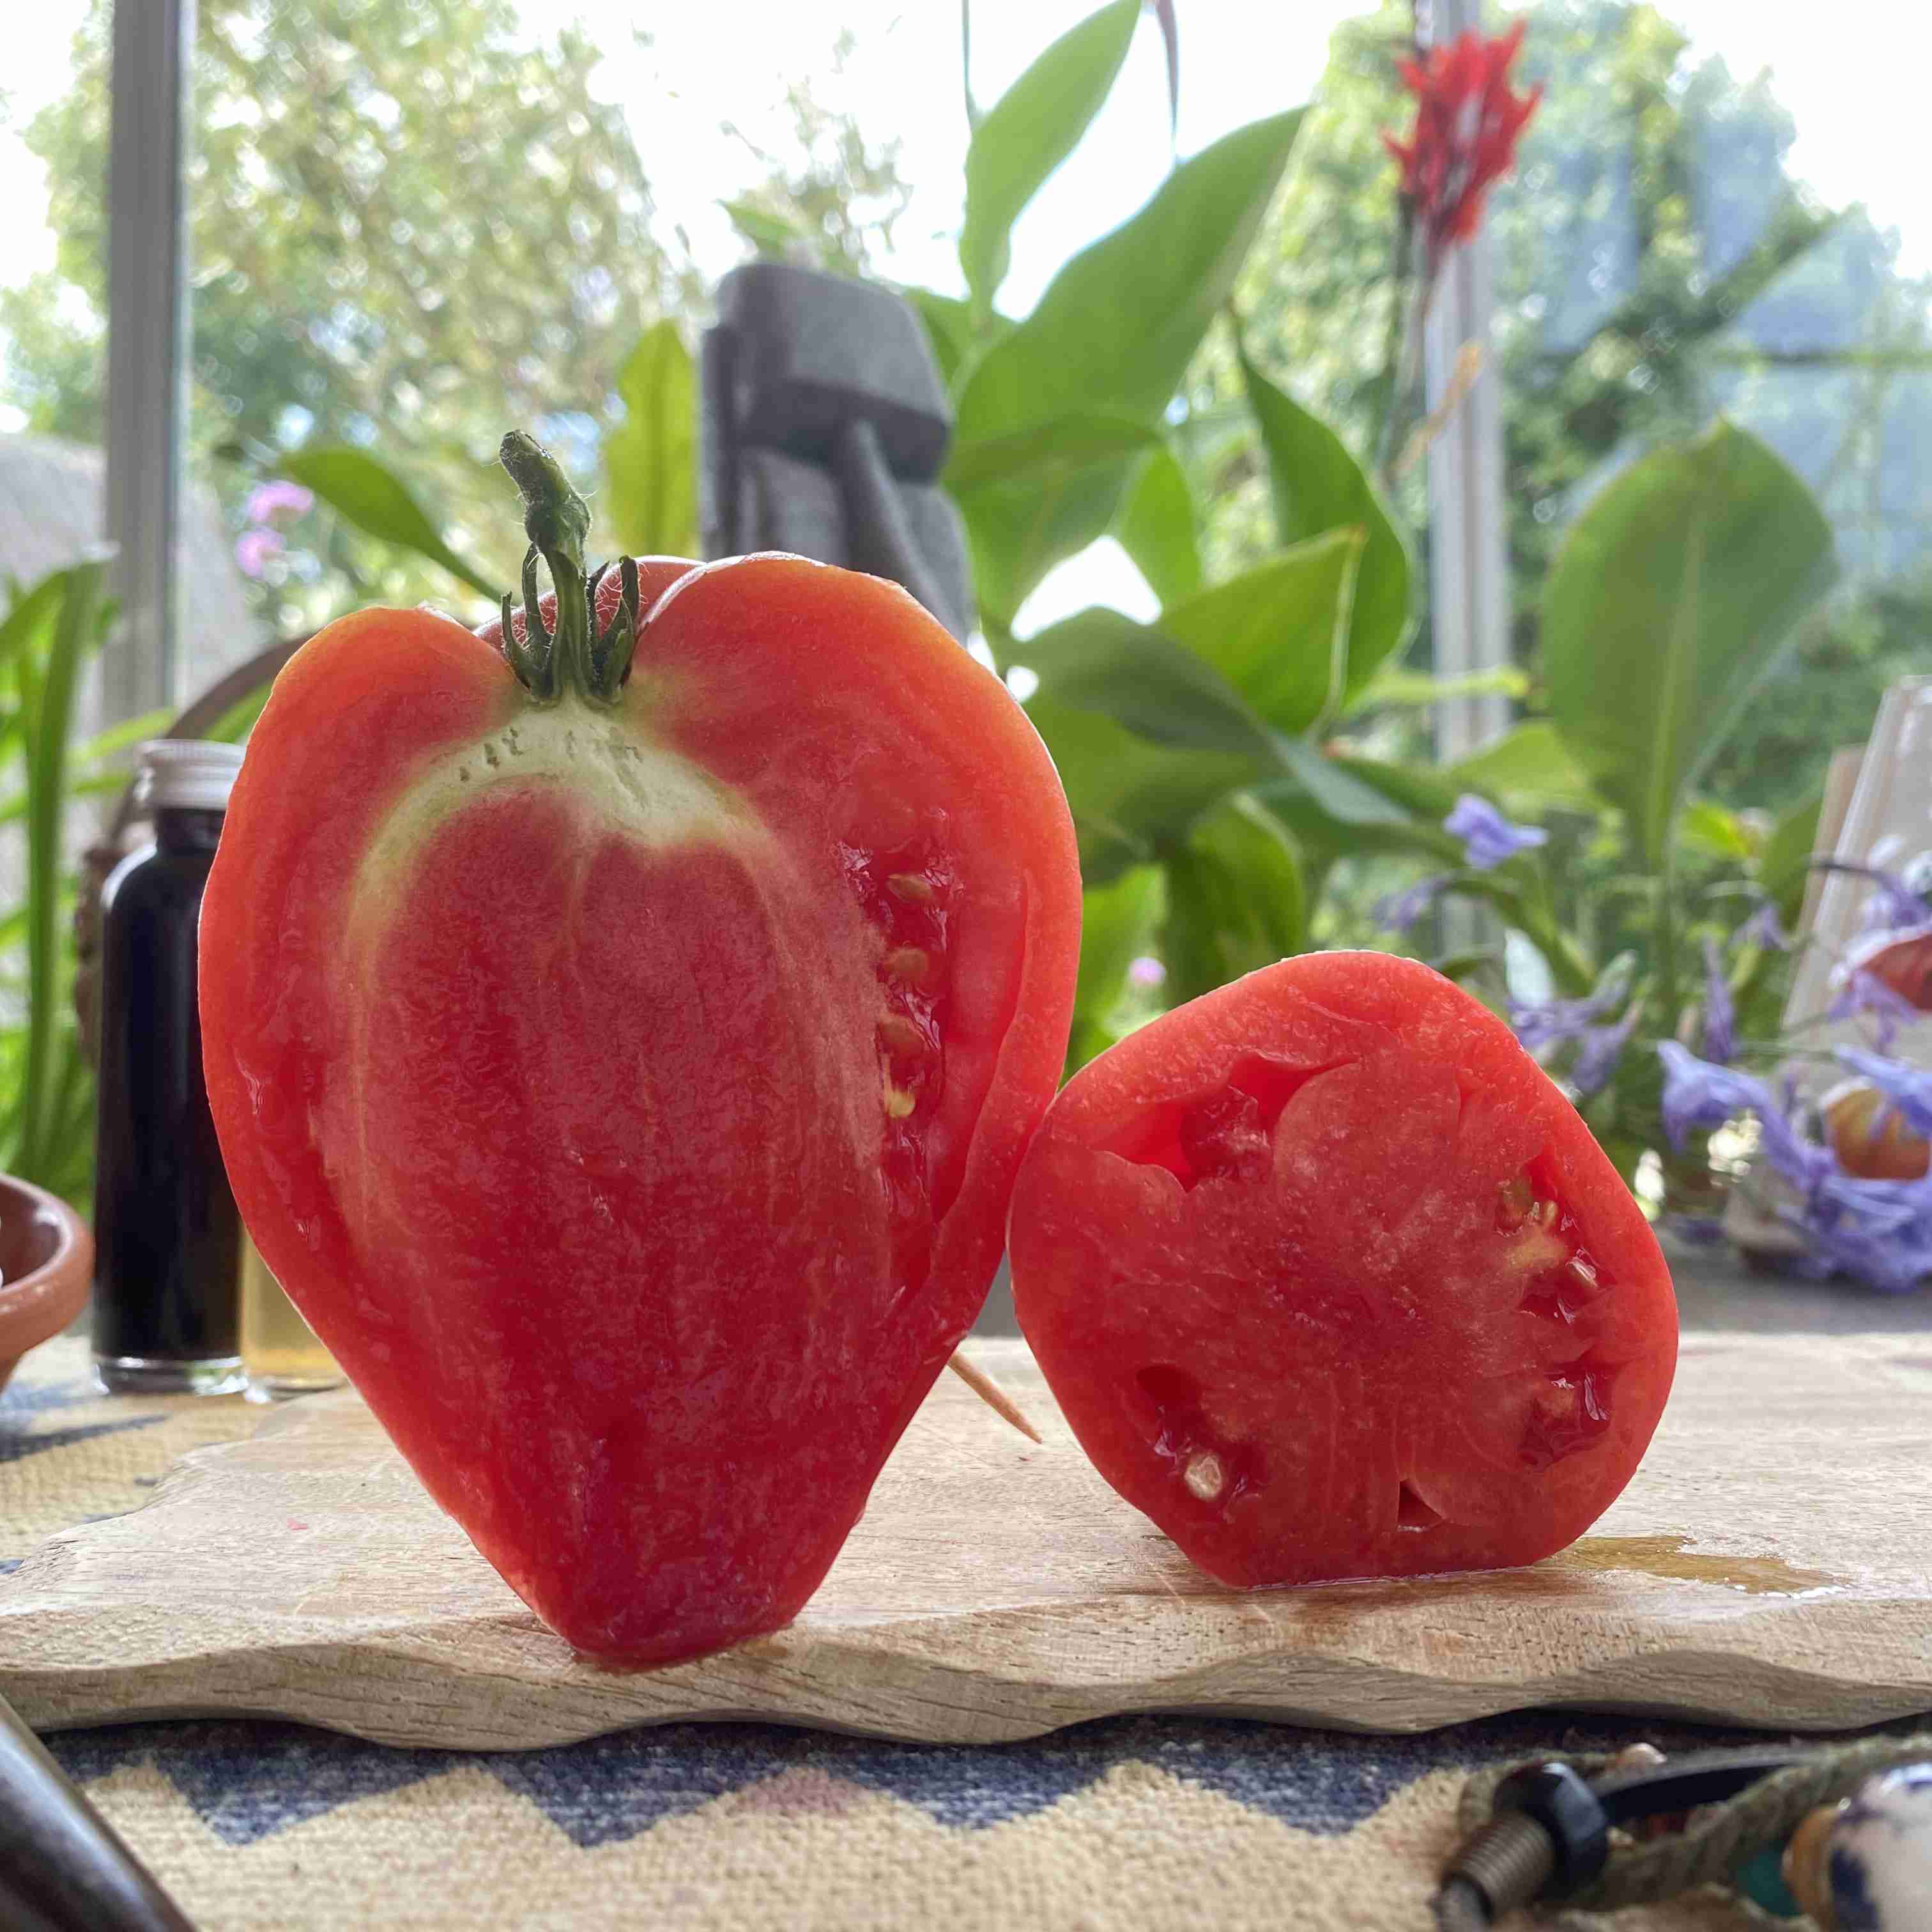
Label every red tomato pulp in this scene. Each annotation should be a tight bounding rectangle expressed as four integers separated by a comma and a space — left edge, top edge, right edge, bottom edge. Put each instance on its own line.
201, 442, 1080, 1663
1009, 953, 1677, 1589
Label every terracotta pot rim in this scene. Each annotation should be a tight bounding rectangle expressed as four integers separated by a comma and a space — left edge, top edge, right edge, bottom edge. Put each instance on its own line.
0, 1171, 93, 1390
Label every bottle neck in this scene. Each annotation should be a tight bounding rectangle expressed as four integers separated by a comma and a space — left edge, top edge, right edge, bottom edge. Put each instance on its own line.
153, 806, 226, 855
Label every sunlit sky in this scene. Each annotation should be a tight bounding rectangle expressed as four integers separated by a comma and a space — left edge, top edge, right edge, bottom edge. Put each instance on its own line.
2, 0, 1926, 626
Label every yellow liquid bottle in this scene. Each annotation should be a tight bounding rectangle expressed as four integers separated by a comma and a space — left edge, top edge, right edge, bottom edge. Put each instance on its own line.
240, 1234, 344, 1402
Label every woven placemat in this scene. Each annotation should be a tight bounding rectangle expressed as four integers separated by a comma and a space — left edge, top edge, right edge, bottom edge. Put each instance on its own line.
0, 1334, 1832, 1930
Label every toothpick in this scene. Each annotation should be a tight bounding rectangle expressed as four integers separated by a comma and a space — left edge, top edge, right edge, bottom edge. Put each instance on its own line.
946, 1351, 1043, 1443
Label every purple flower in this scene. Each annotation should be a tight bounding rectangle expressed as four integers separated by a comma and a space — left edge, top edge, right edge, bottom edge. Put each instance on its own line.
1508, 982, 1620, 1055
1127, 955, 1167, 990
1375, 874, 1450, 933
234, 527, 285, 579
1655, 1043, 1830, 1190
1657, 1041, 1932, 1291
1826, 969, 1922, 1050
1699, 937, 1737, 1064
1735, 899, 1792, 953
244, 480, 316, 525
1814, 860, 1932, 936
1443, 793, 1547, 871
1570, 1009, 1639, 1098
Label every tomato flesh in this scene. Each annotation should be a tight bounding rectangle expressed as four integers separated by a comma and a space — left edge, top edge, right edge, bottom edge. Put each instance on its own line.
202, 555, 1080, 1662
1008, 953, 1677, 1588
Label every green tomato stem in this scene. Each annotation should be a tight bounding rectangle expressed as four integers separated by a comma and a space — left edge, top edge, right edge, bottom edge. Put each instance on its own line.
497, 430, 637, 705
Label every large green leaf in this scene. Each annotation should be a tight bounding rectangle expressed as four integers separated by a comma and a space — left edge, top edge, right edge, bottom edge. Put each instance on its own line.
1238, 342, 1413, 698
959, 0, 1139, 321
1112, 443, 1202, 610
1543, 420, 1837, 871
905, 286, 1008, 396
944, 411, 1155, 491
604, 321, 698, 558
1025, 695, 1258, 883
1019, 607, 1276, 760
282, 447, 499, 600
1068, 862, 1164, 1073
951, 109, 1302, 619
1157, 532, 1361, 735
1162, 795, 1307, 1005
958, 110, 1304, 445
1448, 720, 1600, 815
956, 463, 1140, 628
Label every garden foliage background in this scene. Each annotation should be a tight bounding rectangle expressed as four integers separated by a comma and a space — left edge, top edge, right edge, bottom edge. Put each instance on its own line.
3, 0, 1930, 1206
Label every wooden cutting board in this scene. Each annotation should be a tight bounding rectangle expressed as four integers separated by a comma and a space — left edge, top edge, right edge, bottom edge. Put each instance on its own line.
2, 1333, 1929, 1750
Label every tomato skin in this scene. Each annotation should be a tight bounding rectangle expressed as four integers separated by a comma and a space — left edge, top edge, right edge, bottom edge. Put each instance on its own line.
1009, 953, 1678, 1590
201, 554, 1080, 1663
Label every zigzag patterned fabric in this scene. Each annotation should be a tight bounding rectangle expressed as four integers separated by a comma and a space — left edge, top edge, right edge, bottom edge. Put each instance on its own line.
0, 1338, 1851, 1929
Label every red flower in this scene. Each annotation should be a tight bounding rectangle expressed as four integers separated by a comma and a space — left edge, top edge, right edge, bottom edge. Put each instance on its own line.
1383, 20, 1542, 263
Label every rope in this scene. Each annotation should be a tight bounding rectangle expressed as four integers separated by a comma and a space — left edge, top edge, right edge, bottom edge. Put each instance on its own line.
1450, 1731, 1932, 1922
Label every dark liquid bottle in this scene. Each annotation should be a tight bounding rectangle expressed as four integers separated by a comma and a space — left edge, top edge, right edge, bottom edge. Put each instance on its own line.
92, 740, 245, 1394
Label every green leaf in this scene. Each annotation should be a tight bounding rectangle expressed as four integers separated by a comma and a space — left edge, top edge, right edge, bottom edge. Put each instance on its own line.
1019, 607, 1276, 760
1238, 342, 1413, 698
945, 411, 1156, 491
1025, 695, 1257, 883
958, 110, 1304, 445
13, 559, 107, 1183
956, 463, 1138, 627
1448, 721, 1600, 815
282, 447, 499, 601
1157, 531, 1362, 735
604, 321, 698, 558
1758, 782, 1823, 928
1112, 443, 1202, 610
1162, 795, 1307, 1006
0, 571, 66, 676
1272, 738, 1426, 829
951, 108, 1302, 618
70, 705, 171, 771
1543, 420, 1837, 871
905, 287, 986, 394
1676, 799, 1756, 862
1068, 862, 1164, 1073
719, 197, 802, 256
1347, 664, 1529, 716
959, 0, 1140, 321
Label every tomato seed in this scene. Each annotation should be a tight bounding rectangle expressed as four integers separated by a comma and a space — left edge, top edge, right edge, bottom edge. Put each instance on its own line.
884, 946, 931, 986
1495, 1172, 1535, 1232
1183, 1452, 1225, 1500
885, 872, 935, 903
884, 1085, 917, 1120
877, 1013, 926, 1055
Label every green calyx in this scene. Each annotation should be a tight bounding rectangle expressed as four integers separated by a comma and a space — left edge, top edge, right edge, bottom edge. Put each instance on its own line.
497, 430, 641, 706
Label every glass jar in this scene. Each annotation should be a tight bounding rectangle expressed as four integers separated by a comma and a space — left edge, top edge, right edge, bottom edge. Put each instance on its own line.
91, 740, 246, 1395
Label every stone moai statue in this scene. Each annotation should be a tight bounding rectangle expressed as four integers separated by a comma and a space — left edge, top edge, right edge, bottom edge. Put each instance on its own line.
699, 261, 974, 644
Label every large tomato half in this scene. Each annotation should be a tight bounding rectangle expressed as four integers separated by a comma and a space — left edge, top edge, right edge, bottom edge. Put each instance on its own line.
201, 512, 1080, 1664
1009, 953, 1676, 1589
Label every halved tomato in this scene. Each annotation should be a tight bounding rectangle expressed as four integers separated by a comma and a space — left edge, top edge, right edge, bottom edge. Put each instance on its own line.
201, 446, 1081, 1664
1008, 952, 1677, 1588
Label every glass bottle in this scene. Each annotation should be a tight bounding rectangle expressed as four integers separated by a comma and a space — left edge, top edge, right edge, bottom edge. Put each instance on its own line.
240, 1232, 343, 1402
91, 740, 246, 1395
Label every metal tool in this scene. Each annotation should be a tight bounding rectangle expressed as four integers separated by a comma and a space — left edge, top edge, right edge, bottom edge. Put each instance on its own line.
699, 261, 974, 643
0, 1688, 197, 1931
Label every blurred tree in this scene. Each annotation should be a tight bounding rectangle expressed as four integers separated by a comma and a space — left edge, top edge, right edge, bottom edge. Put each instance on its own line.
716, 30, 914, 275
1183, 0, 1932, 817
0, 0, 906, 631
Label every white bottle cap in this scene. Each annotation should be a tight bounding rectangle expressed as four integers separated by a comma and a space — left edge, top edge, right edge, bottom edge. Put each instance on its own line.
137, 739, 245, 813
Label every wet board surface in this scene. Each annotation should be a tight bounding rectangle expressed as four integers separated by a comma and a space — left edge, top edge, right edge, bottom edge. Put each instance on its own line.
2, 1334, 1929, 1750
